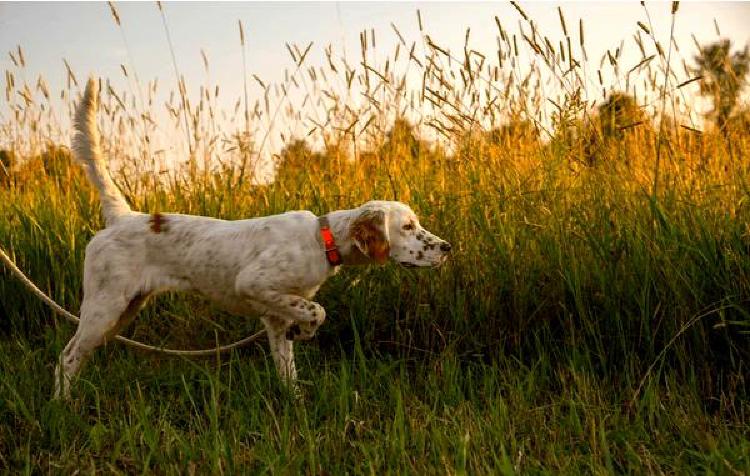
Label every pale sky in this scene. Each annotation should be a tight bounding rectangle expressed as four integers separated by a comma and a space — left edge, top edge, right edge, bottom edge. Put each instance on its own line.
2, 1, 750, 164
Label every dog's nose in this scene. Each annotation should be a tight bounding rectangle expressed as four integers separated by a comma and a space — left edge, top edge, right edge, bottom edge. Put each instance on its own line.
440, 242, 452, 252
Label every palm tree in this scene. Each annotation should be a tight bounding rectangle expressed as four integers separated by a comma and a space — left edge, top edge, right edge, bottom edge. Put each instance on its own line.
694, 39, 750, 131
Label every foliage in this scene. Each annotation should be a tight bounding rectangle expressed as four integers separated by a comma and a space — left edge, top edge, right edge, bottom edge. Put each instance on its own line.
694, 39, 750, 131
596, 92, 649, 139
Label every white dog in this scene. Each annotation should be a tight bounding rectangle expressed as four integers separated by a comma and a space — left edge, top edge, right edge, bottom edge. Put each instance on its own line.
55, 78, 451, 398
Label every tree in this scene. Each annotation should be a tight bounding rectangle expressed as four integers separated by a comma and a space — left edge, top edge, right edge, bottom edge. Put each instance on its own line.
597, 92, 647, 140
274, 138, 350, 185
0, 149, 12, 171
694, 39, 750, 131
486, 117, 539, 146
380, 117, 421, 161
0, 149, 13, 186
274, 139, 323, 184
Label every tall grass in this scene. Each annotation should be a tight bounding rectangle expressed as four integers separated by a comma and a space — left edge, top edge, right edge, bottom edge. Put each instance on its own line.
1, 3, 749, 473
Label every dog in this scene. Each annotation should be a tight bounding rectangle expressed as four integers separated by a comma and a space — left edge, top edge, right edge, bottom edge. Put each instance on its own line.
54, 78, 451, 399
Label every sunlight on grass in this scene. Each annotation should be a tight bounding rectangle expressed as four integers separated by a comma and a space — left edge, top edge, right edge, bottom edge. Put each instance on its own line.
1, 2, 749, 473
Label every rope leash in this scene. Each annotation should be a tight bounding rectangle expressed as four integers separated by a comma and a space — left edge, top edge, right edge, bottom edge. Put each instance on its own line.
0, 245, 266, 356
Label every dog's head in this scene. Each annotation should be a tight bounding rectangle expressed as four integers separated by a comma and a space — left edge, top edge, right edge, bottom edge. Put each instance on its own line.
351, 201, 451, 268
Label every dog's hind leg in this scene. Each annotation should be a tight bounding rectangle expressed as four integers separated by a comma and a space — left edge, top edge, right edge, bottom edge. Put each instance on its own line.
54, 291, 148, 400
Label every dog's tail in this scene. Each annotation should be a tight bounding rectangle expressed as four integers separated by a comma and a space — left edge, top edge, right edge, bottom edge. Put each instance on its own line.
73, 77, 132, 227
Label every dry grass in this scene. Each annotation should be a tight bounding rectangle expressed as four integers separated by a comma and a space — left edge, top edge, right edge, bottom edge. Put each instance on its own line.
1, 3, 749, 473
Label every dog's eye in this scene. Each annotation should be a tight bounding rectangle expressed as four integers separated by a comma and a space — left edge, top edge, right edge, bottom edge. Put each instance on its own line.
403, 223, 415, 231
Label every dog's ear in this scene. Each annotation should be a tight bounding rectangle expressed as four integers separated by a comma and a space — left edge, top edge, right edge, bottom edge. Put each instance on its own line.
351, 208, 390, 264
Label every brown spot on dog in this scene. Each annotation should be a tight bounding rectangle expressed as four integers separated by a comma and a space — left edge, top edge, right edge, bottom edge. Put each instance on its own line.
307, 304, 315, 311
149, 213, 168, 233
290, 300, 300, 307
417, 251, 424, 260
352, 209, 390, 264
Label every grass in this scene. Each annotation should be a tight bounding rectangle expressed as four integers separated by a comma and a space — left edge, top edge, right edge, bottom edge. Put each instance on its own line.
2, 2, 750, 473
1, 336, 748, 473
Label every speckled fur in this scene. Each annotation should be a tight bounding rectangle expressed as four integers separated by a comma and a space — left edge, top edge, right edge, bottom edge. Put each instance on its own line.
54, 78, 451, 399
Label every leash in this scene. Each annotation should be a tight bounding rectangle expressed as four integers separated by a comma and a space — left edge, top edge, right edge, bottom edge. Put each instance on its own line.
0, 245, 266, 357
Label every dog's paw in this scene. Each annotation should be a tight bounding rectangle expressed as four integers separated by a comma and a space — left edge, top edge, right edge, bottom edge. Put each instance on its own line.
285, 320, 322, 341
285, 302, 326, 341
285, 323, 301, 340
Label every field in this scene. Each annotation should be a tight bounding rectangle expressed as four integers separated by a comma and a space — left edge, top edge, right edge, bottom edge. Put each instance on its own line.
2, 3, 750, 474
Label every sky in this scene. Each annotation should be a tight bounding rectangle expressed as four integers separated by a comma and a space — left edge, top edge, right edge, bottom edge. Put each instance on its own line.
2, 1, 750, 164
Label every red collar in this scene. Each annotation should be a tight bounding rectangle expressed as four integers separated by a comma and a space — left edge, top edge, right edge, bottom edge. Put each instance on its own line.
319, 215, 343, 266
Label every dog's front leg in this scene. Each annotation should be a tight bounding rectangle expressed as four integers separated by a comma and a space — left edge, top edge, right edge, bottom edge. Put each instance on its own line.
236, 269, 327, 385
261, 316, 297, 386
247, 294, 324, 387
